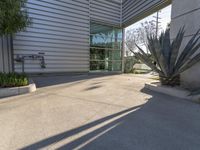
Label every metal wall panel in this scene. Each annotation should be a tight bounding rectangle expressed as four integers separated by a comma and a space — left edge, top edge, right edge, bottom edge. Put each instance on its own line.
90, 0, 122, 26
122, 0, 171, 27
13, 0, 90, 73
0, 36, 13, 73
11, 0, 172, 73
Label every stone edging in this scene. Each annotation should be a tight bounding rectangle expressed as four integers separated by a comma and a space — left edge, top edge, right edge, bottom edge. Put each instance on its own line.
145, 82, 200, 103
0, 80, 36, 98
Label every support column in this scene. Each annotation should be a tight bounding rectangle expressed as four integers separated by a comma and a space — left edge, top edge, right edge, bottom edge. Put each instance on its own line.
170, 0, 200, 89
122, 28, 125, 73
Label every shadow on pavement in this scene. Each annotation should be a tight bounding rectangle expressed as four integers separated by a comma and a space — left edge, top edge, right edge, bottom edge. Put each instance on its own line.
20, 88, 200, 150
31, 73, 118, 88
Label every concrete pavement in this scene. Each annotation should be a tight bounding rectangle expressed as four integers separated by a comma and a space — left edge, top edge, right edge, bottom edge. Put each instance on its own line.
0, 74, 200, 150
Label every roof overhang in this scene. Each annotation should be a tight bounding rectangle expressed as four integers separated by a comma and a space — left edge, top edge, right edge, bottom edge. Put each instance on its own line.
122, 0, 172, 27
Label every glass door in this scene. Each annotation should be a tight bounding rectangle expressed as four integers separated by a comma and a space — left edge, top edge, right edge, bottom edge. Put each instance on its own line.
90, 22, 123, 72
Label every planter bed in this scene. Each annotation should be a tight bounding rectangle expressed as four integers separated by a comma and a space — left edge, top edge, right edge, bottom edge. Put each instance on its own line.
0, 80, 36, 98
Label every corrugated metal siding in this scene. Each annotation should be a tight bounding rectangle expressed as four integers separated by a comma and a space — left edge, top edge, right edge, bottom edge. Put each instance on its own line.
0, 36, 12, 73
122, 0, 171, 27
13, 0, 90, 73
11, 0, 172, 73
90, 0, 122, 26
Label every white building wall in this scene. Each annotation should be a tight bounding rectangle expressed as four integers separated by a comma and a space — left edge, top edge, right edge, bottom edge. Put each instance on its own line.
13, 0, 90, 73
12, 0, 123, 73
171, 0, 200, 89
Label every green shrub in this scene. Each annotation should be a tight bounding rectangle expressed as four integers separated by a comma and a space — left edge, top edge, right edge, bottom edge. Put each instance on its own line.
124, 56, 139, 73
0, 73, 29, 88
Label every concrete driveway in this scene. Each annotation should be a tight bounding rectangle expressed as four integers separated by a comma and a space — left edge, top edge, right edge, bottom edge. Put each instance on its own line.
0, 74, 200, 150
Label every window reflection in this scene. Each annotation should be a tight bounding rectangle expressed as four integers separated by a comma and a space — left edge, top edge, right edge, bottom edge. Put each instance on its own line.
90, 22, 122, 71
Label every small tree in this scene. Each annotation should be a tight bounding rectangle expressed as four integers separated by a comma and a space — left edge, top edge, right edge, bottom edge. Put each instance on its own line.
0, 0, 30, 36
126, 21, 158, 55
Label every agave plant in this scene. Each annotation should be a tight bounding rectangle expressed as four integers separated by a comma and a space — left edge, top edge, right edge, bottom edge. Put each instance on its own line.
126, 27, 200, 86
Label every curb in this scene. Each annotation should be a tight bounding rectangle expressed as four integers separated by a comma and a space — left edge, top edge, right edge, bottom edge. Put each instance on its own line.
0, 79, 36, 98
145, 82, 200, 103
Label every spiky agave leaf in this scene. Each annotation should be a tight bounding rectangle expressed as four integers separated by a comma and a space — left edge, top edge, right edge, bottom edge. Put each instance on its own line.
149, 36, 168, 76
127, 33, 168, 76
169, 27, 185, 74
135, 52, 163, 75
175, 28, 200, 70
126, 43, 162, 74
176, 53, 200, 75
159, 28, 171, 66
126, 26, 200, 86
146, 33, 170, 76
147, 35, 163, 72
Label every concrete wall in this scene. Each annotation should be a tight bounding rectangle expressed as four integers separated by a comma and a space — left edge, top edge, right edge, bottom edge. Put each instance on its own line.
0, 36, 13, 73
171, 0, 200, 89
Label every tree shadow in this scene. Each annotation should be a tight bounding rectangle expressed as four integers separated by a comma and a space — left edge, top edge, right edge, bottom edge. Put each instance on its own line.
84, 85, 102, 91
20, 105, 142, 150
20, 88, 200, 150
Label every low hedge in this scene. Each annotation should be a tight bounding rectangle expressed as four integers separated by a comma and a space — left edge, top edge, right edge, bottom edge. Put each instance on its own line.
0, 73, 29, 88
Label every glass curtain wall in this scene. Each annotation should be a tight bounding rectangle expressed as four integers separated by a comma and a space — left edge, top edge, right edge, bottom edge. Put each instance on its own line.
90, 22, 123, 71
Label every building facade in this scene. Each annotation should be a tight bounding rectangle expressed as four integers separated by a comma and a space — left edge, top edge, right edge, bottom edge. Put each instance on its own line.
4, 0, 200, 89
0, 0, 171, 74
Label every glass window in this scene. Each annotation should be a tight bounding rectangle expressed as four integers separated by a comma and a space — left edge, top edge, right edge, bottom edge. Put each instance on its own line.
90, 22, 123, 72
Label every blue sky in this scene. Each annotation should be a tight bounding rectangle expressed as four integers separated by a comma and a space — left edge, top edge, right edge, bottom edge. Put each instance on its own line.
126, 5, 172, 31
